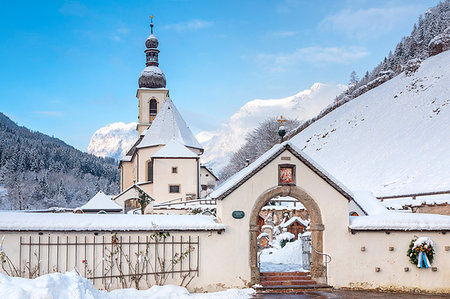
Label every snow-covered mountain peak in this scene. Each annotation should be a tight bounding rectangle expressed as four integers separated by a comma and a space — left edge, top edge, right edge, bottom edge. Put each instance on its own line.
87, 122, 138, 161
198, 82, 346, 172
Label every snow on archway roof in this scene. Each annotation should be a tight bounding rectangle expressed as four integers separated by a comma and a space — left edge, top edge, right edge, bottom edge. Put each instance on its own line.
137, 97, 203, 151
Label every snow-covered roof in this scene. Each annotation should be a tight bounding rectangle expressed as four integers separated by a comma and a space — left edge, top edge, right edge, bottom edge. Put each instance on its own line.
352, 191, 387, 215
200, 165, 219, 181
210, 141, 354, 202
381, 193, 450, 210
80, 191, 122, 211
137, 97, 203, 151
120, 155, 132, 162
349, 212, 450, 231
0, 213, 225, 232
280, 216, 309, 228
152, 139, 199, 159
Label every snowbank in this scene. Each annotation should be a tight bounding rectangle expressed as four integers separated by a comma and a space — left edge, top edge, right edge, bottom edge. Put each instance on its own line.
260, 239, 303, 265
0, 271, 255, 299
0, 213, 225, 232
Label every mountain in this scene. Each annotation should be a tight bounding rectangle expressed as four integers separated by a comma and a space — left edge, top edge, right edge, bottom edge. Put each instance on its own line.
290, 50, 450, 196
198, 82, 346, 172
0, 113, 119, 210
87, 122, 138, 161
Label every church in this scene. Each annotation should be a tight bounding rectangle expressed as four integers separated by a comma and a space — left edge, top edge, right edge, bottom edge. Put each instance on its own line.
114, 19, 217, 211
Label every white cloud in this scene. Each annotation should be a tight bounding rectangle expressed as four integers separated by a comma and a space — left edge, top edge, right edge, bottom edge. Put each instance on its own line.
111, 27, 130, 42
162, 19, 213, 31
266, 31, 297, 38
256, 46, 369, 71
34, 111, 63, 117
319, 5, 425, 39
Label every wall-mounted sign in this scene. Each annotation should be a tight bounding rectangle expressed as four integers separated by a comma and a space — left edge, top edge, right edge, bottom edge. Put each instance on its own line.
232, 210, 245, 219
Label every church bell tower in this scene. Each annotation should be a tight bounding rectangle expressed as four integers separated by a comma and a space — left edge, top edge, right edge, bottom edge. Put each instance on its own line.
136, 16, 169, 135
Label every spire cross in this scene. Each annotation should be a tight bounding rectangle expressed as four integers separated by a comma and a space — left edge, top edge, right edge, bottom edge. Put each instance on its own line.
150, 15, 154, 34
277, 115, 286, 126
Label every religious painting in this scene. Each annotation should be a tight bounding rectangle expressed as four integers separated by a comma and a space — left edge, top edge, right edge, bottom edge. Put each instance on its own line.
278, 164, 296, 185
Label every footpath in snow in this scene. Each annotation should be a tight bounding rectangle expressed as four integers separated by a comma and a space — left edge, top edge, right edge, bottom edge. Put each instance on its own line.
259, 239, 306, 273
0, 271, 255, 299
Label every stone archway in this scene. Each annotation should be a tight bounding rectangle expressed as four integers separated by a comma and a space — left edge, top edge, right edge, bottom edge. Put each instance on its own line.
249, 185, 325, 284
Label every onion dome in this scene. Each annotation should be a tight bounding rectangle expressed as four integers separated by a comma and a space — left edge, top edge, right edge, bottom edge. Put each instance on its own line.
139, 66, 166, 88
138, 16, 166, 89
145, 34, 159, 49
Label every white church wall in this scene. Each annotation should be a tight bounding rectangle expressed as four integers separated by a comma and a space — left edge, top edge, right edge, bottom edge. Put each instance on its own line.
153, 158, 198, 203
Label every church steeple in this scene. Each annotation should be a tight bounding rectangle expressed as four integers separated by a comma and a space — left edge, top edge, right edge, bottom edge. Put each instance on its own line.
136, 15, 169, 135
145, 16, 160, 67
138, 15, 166, 88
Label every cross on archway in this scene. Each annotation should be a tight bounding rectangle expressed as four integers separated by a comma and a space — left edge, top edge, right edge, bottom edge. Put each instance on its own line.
277, 115, 286, 126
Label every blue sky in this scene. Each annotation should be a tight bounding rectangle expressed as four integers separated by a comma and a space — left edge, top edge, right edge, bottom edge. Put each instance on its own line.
0, 0, 440, 150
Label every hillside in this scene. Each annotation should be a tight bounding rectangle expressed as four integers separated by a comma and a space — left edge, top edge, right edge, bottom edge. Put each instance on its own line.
0, 113, 119, 210
87, 122, 138, 161
290, 50, 450, 196
198, 82, 346, 172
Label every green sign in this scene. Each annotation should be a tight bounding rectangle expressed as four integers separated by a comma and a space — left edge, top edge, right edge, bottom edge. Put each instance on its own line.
232, 210, 245, 219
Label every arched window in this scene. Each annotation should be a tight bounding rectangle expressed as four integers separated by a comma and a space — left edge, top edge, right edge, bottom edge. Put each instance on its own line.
149, 99, 157, 118
147, 160, 153, 182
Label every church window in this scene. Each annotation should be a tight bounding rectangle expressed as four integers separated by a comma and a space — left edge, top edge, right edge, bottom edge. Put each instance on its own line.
149, 99, 157, 117
172, 167, 178, 174
169, 185, 180, 193
147, 161, 153, 182
201, 185, 207, 191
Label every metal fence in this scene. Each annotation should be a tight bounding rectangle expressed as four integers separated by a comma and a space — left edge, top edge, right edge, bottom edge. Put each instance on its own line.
300, 234, 311, 270
18, 233, 199, 288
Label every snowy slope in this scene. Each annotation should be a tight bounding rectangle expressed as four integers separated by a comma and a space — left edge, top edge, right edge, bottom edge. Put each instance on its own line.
291, 51, 450, 196
198, 83, 346, 172
87, 122, 137, 160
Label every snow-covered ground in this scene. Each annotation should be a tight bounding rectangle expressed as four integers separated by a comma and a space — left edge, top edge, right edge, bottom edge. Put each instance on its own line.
259, 239, 305, 273
291, 50, 450, 196
198, 82, 346, 172
0, 271, 255, 299
87, 122, 137, 160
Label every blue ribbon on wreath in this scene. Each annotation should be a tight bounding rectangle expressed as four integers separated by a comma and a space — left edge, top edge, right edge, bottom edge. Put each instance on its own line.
417, 251, 431, 268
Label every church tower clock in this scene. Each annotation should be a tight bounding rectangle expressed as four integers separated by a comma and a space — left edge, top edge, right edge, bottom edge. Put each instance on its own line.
136, 16, 169, 135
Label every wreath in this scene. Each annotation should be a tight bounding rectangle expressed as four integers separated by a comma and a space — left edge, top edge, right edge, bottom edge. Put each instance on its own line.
407, 237, 434, 268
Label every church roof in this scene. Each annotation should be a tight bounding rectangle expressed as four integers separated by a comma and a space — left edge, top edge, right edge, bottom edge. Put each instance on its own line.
137, 97, 203, 151
152, 139, 199, 159
79, 191, 122, 212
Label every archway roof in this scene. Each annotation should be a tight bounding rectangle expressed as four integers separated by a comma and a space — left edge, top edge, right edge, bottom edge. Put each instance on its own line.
211, 141, 354, 202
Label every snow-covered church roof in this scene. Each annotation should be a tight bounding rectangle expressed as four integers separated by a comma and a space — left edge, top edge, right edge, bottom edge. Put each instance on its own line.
152, 138, 199, 159
137, 97, 203, 151
79, 191, 122, 212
